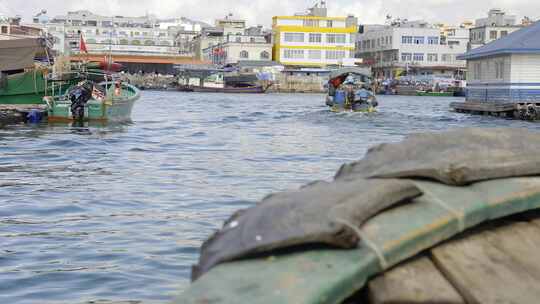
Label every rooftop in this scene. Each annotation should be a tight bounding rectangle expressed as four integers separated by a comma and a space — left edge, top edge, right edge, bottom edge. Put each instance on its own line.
458, 21, 540, 60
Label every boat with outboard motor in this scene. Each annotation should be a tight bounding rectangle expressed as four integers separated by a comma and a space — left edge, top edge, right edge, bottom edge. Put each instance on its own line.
43, 62, 140, 123
325, 67, 378, 113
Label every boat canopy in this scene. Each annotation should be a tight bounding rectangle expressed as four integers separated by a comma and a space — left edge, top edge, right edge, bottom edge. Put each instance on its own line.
0, 35, 41, 72
329, 67, 372, 88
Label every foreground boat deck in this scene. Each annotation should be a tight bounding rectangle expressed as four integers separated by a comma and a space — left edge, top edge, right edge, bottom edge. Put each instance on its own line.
360, 211, 540, 304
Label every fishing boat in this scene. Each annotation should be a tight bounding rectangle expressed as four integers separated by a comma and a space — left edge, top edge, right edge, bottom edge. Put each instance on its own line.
0, 35, 53, 105
326, 67, 378, 113
44, 69, 140, 123
178, 84, 269, 94
416, 90, 454, 97
176, 66, 272, 94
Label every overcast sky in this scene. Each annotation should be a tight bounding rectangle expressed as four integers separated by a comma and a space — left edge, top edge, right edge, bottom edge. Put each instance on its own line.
0, 0, 537, 26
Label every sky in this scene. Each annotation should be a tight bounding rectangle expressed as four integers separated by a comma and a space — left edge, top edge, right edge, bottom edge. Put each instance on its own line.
0, 0, 538, 26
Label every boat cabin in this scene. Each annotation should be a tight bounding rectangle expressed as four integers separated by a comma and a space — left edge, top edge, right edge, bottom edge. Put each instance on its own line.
458, 21, 540, 104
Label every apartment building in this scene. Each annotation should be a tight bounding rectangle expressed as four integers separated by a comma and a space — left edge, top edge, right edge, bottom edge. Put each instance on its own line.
29, 10, 203, 57
272, 2, 358, 67
469, 9, 522, 50
356, 21, 469, 78
203, 24, 272, 65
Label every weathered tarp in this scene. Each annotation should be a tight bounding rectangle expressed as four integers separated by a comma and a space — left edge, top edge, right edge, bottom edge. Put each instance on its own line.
0, 36, 40, 72
336, 128, 540, 186
179, 177, 540, 304
193, 179, 421, 280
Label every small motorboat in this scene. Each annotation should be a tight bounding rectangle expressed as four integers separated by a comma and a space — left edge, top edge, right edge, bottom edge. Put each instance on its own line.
44, 67, 140, 123
325, 67, 378, 113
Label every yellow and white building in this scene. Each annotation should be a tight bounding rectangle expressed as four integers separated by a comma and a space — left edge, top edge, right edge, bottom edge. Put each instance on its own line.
272, 3, 358, 67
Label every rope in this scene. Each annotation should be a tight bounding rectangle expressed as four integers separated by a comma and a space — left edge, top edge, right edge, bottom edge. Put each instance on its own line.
334, 218, 389, 270
422, 189, 466, 233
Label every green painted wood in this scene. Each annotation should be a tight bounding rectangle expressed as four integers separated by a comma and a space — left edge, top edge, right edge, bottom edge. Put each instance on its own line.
177, 177, 540, 304
0, 71, 47, 105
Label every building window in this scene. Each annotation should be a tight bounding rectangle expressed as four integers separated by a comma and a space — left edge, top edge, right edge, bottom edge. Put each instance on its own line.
284, 32, 305, 43
240, 50, 249, 58
144, 40, 155, 46
490, 31, 498, 40
402, 36, 413, 44
303, 19, 319, 27
260, 51, 270, 59
427, 36, 439, 45
327, 20, 333, 28
427, 53, 438, 62
236, 37, 242, 43
131, 40, 141, 45
401, 52, 412, 61
413, 53, 424, 61
495, 60, 505, 79
309, 33, 322, 43
442, 54, 454, 62
327, 34, 346, 44
325, 50, 346, 60
308, 50, 322, 59
119, 39, 129, 45
250, 37, 256, 43
283, 49, 304, 59
501, 31, 508, 37
413, 36, 425, 44
473, 62, 482, 80
1, 26, 8, 34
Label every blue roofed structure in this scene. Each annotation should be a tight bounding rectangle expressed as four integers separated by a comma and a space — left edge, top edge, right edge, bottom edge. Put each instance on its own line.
458, 21, 540, 106
458, 21, 540, 60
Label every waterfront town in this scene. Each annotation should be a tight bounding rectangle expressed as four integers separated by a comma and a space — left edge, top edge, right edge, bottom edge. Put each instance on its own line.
4, 1, 540, 304
1, 4, 537, 90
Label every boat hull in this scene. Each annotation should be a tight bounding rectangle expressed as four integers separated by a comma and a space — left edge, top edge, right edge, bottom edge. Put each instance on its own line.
47, 84, 140, 123
0, 71, 47, 105
416, 91, 454, 97
178, 85, 267, 94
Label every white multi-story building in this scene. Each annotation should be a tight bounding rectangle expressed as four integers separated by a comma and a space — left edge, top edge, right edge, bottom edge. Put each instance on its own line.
203, 31, 272, 65
196, 16, 272, 65
469, 9, 523, 50
356, 21, 469, 78
28, 10, 204, 57
272, 2, 359, 67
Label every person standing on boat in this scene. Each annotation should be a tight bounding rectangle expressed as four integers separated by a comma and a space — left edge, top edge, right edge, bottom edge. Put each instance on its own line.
356, 84, 374, 104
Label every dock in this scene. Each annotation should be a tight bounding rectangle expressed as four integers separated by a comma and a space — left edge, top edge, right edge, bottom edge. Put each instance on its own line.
450, 101, 517, 118
0, 105, 47, 126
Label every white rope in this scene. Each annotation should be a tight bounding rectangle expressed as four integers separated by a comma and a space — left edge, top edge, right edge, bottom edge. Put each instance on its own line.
334, 218, 389, 270
422, 189, 466, 233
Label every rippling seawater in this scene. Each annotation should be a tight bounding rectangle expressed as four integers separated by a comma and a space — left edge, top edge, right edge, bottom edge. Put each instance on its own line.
1, 92, 539, 304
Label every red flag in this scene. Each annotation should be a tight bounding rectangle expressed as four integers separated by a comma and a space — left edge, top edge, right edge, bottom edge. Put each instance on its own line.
80, 34, 88, 53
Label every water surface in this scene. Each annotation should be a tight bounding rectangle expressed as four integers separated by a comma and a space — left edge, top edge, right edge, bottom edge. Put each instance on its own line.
1, 92, 537, 303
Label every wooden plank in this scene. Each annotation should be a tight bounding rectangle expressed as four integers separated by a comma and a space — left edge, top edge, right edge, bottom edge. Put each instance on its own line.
431, 221, 540, 304
368, 256, 464, 304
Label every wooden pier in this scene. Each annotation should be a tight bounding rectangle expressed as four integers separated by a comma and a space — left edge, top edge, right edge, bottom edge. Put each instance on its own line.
0, 105, 47, 126
450, 101, 517, 118
363, 211, 540, 304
